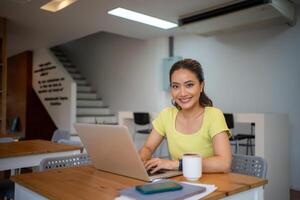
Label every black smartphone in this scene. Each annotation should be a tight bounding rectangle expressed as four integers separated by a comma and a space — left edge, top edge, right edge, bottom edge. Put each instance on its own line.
135, 181, 183, 194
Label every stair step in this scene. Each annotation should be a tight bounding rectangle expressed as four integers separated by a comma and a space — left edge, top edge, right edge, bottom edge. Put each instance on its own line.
77, 85, 93, 92
77, 115, 118, 124
62, 62, 73, 66
77, 92, 97, 99
58, 57, 71, 62
77, 99, 104, 107
71, 73, 83, 79
77, 90, 95, 93
77, 98, 102, 100
75, 79, 88, 85
74, 77, 85, 80
77, 107, 110, 115
55, 54, 67, 58
52, 51, 64, 56
77, 83, 90, 87
55, 55, 68, 61
66, 67, 79, 73
77, 105, 107, 108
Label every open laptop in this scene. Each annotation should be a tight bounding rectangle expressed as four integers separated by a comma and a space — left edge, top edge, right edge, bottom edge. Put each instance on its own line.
74, 123, 182, 182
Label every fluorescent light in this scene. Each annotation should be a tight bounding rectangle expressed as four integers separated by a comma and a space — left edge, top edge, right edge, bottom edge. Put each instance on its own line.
108, 8, 178, 30
41, 0, 78, 12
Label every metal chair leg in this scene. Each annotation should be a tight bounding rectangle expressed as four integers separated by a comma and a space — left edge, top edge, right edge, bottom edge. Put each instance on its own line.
250, 138, 254, 156
246, 138, 249, 155
236, 140, 239, 154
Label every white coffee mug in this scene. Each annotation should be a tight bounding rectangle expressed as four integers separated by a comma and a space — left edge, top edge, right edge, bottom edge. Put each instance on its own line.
182, 153, 202, 181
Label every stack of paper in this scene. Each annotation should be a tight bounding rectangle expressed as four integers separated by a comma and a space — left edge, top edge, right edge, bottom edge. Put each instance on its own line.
116, 181, 217, 200
182, 182, 217, 200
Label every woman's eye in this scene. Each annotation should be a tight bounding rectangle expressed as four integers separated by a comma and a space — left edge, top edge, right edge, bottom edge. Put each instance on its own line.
171, 85, 179, 89
186, 83, 194, 88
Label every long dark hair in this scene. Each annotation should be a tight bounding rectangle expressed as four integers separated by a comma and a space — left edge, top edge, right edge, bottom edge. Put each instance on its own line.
169, 59, 213, 109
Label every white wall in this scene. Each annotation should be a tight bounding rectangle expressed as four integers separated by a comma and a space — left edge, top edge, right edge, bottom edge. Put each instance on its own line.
62, 15, 300, 189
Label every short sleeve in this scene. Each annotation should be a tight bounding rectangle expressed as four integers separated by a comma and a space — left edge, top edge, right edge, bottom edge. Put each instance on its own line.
208, 108, 231, 139
152, 108, 169, 137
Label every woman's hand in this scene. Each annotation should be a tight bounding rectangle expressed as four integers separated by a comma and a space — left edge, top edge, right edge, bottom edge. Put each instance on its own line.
144, 158, 179, 174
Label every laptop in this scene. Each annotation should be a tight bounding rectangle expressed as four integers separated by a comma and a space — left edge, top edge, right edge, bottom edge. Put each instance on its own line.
74, 123, 182, 182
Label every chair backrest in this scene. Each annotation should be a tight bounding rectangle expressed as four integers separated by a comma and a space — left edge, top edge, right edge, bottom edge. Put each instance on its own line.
39, 153, 91, 171
224, 113, 234, 129
10, 117, 19, 133
51, 129, 70, 142
0, 137, 14, 143
133, 112, 150, 125
231, 154, 267, 178
58, 139, 83, 147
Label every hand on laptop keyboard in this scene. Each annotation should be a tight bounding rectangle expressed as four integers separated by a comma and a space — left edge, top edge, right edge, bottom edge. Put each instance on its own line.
144, 158, 179, 174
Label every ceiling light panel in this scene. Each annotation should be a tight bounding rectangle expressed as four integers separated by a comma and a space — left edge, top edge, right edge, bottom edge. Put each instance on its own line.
108, 7, 178, 29
41, 0, 78, 12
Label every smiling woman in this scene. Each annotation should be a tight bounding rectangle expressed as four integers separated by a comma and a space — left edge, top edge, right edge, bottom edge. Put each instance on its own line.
139, 59, 232, 174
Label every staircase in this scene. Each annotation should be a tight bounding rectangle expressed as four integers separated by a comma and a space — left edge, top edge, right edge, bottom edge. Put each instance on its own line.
50, 47, 118, 134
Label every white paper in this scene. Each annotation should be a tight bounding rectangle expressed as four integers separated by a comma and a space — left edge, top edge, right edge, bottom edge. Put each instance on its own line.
181, 182, 217, 200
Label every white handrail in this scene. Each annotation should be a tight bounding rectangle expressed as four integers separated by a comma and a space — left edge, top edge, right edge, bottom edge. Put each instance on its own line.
32, 48, 76, 132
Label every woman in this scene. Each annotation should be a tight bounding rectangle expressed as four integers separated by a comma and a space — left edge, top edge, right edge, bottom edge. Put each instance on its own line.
139, 59, 232, 174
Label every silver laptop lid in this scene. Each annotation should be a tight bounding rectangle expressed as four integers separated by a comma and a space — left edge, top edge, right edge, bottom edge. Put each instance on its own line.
75, 123, 182, 181
74, 123, 151, 181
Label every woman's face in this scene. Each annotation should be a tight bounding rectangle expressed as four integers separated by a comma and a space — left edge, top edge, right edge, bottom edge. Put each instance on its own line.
170, 68, 203, 110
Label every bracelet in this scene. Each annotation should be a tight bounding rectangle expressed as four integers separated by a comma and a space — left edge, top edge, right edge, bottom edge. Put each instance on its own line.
178, 159, 183, 171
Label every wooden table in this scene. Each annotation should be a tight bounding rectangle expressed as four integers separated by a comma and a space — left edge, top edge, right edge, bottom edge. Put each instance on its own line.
11, 165, 268, 200
0, 139, 81, 172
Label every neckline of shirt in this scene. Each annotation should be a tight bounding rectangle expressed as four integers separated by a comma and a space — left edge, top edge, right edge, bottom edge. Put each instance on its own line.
173, 107, 207, 136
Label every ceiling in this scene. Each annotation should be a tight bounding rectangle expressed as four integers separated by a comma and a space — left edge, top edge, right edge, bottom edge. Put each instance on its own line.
0, 0, 299, 56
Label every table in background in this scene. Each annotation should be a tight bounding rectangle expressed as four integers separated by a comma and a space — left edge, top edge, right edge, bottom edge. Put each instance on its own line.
11, 165, 267, 200
0, 133, 24, 141
0, 139, 81, 172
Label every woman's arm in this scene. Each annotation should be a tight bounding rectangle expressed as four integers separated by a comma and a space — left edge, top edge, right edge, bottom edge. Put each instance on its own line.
202, 131, 232, 173
139, 129, 179, 173
139, 129, 164, 162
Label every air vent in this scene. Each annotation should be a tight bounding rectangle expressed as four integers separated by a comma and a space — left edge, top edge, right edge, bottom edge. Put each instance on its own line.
179, 0, 296, 35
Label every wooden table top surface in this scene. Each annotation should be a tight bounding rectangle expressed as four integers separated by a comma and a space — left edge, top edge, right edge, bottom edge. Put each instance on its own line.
11, 165, 268, 200
0, 139, 81, 158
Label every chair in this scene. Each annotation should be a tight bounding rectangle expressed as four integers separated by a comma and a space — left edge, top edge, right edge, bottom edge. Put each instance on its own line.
52, 129, 83, 153
132, 112, 163, 157
224, 113, 255, 155
0, 137, 14, 143
57, 139, 83, 147
132, 112, 152, 141
39, 153, 91, 172
0, 179, 14, 200
0, 137, 15, 200
9, 116, 19, 133
51, 129, 70, 142
231, 154, 267, 178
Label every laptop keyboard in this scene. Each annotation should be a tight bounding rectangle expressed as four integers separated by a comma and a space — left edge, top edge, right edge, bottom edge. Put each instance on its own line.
147, 169, 168, 176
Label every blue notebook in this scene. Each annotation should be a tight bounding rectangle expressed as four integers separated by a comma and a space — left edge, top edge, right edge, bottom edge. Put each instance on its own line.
119, 180, 206, 200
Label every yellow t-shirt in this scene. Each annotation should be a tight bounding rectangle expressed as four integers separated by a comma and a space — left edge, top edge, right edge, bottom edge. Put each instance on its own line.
152, 106, 231, 160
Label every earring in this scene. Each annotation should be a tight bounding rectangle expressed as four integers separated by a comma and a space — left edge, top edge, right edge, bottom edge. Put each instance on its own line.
171, 99, 176, 106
